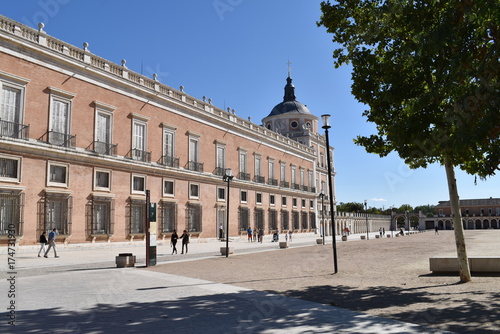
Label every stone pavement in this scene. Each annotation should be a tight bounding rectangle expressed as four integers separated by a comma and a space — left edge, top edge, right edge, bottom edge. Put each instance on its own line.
1, 232, 455, 333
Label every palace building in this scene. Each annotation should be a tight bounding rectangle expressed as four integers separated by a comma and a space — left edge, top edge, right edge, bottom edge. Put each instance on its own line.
0, 15, 337, 246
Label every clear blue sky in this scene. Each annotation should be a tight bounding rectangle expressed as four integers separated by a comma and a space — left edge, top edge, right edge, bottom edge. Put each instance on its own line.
1, 1, 498, 209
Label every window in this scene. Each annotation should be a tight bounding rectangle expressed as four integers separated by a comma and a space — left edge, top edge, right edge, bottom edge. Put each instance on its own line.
47, 162, 69, 187
0, 191, 24, 236
44, 192, 72, 235
256, 192, 262, 205
301, 211, 308, 229
254, 155, 261, 176
309, 212, 316, 229
163, 126, 177, 166
132, 119, 147, 161
269, 209, 278, 230
254, 208, 264, 230
300, 169, 305, 187
239, 150, 247, 174
280, 163, 286, 182
94, 169, 111, 191
189, 183, 200, 199
270, 194, 275, 206
188, 134, 202, 171
291, 166, 297, 185
290, 120, 298, 128
268, 159, 275, 179
281, 210, 289, 230
240, 190, 248, 203
48, 87, 75, 146
310, 200, 314, 208
301, 199, 306, 208
160, 202, 177, 233
132, 174, 146, 194
217, 206, 226, 238
130, 200, 145, 234
309, 171, 314, 191
238, 206, 250, 231
93, 102, 115, 155
216, 143, 226, 173
0, 155, 21, 182
292, 211, 300, 230
187, 203, 202, 232
217, 187, 226, 201
282, 196, 287, 207
90, 196, 114, 235
163, 179, 175, 197
0, 71, 29, 139
292, 198, 298, 207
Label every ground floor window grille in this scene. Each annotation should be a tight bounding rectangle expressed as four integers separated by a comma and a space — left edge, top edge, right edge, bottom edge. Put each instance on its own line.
44, 193, 72, 235
238, 206, 250, 231
292, 211, 300, 230
0, 191, 24, 236
91, 197, 114, 235
160, 202, 177, 233
130, 200, 145, 234
309, 212, 316, 229
301, 211, 308, 230
268, 209, 278, 231
281, 210, 289, 231
216, 206, 226, 238
186, 203, 202, 232
254, 208, 264, 230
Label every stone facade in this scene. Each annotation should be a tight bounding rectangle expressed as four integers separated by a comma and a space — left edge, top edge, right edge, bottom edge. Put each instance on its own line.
0, 15, 336, 246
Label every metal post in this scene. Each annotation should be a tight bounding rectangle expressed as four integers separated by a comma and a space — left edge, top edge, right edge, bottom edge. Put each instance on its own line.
321, 114, 338, 274
145, 190, 150, 268
319, 191, 325, 245
365, 200, 369, 240
223, 169, 233, 258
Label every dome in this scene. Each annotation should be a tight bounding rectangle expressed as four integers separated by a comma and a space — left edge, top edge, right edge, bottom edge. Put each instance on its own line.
268, 100, 312, 116
265, 75, 312, 117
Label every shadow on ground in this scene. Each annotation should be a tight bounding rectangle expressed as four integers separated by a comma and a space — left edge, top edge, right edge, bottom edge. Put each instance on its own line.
265, 284, 500, 334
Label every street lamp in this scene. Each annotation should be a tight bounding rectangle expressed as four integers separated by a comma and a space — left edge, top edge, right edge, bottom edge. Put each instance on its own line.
319, 190, 326, 245
223, 168, 233, 258
406, 210, 409, 234
364, 200, 369, 240
321, 114, 338, 274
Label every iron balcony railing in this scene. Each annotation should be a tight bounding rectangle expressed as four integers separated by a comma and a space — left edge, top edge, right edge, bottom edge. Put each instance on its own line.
213, 166, 226, 176
160, 155, 180, 168
280, 181, 290, 188
0, 120, 29, 140
292, 183, 300, 190
238, 172, 251, 181
187, 161, 204, 172
90, 141, 117, 155
127, 149, 151, 162
268, 178, 278, 186
254, 175, 265, 184
39, 131, 76, 148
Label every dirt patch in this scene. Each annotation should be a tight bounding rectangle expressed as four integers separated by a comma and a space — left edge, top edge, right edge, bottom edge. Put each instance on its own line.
148, 230, 500, 333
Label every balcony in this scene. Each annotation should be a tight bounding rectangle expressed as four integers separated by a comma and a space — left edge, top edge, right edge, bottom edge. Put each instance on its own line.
160, 155, 180, 168
280, 181, 290, 188
39, 131, 76, 148
0, 120, 29, 140
292, 183, 300, 190
302, 185, 309, 191
127, 149, 151, 162
254, 175, 265, 184
238, 172, 251, 181
213, 166, 226, 176
268, 178, 278, 186
187, 161, 204, 172
89, 141, 117, 155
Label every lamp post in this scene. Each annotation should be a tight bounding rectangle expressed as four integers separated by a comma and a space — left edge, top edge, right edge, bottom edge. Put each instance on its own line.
319, 190, 326, 245
321, 114, 338, 274
406, 210, 409, 234
364, 200, 369, 240
223, 168, 233, 258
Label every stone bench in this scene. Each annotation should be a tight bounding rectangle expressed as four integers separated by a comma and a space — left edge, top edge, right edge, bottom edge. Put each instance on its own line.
116, 253, 136, 268
316, 238, 323, 245
279, 241, 288, 248
430, 256, 500, 273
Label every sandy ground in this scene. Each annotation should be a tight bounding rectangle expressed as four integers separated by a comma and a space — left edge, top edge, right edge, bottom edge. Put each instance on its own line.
148, 230, 500, 334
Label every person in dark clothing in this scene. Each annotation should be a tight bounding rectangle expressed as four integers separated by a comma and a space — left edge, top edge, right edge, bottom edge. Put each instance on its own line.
170, 229, 178, 254
179, 230, 190, 254
38, 232, 48, 257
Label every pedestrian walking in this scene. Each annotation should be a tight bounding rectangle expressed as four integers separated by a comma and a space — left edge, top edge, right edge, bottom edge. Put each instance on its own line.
379, 227, 383, 237
180, 230, 190, 254
289, 230, 293, 242
253, 228, 257, 242
44, 228, 59, 258
247, 227, 253, 242
435, 226, 439, 235
383, 227, 385, 236
258, 228, 264, 243
38, 232, 48, 257
170, 229, 178, 254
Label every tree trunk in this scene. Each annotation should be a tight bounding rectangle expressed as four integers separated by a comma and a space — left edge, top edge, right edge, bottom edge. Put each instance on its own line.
444, 155, 471, 282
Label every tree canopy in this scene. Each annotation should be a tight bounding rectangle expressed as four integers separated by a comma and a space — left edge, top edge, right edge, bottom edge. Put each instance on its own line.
318, 0, 499, 177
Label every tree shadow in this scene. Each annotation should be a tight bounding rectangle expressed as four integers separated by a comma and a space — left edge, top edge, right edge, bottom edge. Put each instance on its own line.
8, 289, 446, 334
264, 284, 500, 334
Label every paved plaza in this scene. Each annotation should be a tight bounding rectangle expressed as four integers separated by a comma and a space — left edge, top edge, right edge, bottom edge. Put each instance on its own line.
0, 232, 473, 333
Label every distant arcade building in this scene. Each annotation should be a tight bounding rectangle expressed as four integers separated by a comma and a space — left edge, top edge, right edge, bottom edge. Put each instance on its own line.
421, 198, 500, 230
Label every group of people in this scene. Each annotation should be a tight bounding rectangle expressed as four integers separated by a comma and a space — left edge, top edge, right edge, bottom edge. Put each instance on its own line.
38, 228, 59, 258
169, 230, 190, 254
247, 227, 265, 243
379, 227, 386, 237
271, 229, 293, 242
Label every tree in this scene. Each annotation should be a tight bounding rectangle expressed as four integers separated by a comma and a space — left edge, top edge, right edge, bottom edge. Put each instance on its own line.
337, 202, 365, 212
318, 0, 499, 282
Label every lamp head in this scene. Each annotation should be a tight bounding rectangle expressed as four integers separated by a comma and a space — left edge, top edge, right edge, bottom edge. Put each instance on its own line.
321, 114, 331, 129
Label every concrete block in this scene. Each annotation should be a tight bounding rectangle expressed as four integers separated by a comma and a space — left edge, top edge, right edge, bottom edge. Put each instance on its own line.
360, 235, 366, 240
316, 238, 323, 244
220, 247, 234, 255
116, 254, 136, 268
279, 241, 288, 248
